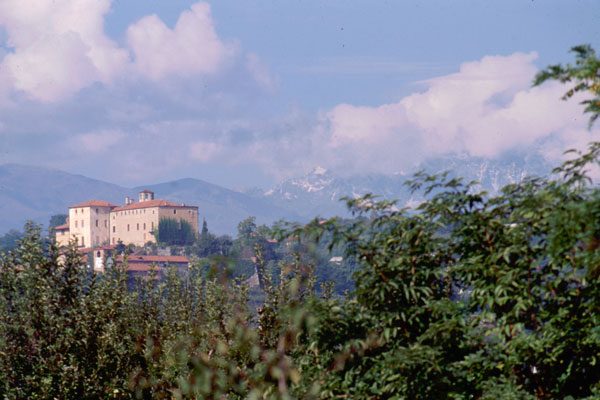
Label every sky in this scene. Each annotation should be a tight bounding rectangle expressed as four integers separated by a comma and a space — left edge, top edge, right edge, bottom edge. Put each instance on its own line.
0, 0, 598, 190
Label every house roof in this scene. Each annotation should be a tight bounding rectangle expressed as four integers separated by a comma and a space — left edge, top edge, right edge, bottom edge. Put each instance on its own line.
112, 199, 198, 212
139, 189, 154, 193
116, 254, 189, 264
69, 200, 119, 209
54, 223, 69, 230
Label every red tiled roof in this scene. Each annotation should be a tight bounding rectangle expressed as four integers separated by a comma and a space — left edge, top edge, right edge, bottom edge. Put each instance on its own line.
69, 200, 119, 209
126, 263, 161, 272
54, 223, 69, 230
116, 255, 189, 263
112, 199, 198, 212
140, 189, 154, 193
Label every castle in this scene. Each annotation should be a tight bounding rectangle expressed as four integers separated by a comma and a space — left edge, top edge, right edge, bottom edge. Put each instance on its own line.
55, 190, 199, 248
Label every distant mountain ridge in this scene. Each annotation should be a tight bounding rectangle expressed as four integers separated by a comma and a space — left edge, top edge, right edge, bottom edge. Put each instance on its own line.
0, 155, 555, 236
0, 165, 298, 236
258, 154, 555, 219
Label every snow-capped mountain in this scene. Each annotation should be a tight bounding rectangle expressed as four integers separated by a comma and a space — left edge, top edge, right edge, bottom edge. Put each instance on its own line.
260, 154, 554, 219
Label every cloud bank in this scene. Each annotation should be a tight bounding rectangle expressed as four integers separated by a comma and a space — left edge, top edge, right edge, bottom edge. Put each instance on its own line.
0, 0, 241, 102
0, 1, 596, 187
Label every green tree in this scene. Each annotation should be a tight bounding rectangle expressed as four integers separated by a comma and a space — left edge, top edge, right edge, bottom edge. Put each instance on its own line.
0, 229, 24, 253
201, 218, 209, 237
48, 214, 68, 230
157, 218, 195, 246
534, 44, 600, 127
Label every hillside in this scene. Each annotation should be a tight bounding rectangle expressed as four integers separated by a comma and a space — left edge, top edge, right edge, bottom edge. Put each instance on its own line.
0, 164, 299, 236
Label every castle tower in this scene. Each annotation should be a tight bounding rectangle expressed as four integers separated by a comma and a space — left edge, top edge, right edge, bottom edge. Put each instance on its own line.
139, 190, 154, 202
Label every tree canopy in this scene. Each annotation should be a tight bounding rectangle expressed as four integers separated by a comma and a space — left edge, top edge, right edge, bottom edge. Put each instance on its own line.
157, 218, 195, 246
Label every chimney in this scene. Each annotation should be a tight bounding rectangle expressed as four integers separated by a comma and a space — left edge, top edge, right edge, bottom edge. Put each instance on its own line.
125, 196, 132, 205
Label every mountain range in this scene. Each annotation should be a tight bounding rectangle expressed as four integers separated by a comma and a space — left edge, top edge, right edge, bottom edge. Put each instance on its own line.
0, 154, 555, 236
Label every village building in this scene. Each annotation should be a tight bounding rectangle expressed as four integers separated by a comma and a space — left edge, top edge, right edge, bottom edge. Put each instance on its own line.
56, 190, 199, 248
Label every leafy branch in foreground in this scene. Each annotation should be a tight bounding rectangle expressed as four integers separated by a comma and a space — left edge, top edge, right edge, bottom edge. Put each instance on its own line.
534, 44, 600, 128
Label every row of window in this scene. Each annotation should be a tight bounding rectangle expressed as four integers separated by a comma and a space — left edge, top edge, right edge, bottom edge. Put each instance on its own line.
112, 209, 153, 218
111, 222, 154, 232
111, 234, 148, 244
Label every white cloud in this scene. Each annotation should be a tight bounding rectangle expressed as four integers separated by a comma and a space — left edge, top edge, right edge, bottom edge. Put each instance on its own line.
245, 53, 279, 93
126, 2, 234, 80
0, 0, 127, 102
189, 141, 222, 162
312, 51, 599, 176
71, 130, 124, 153
0, 1, 265, 102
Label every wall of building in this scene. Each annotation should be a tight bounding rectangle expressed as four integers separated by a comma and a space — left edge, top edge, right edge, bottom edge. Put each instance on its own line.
68, 206, 112, 247
158, 206, 199, 238
55, 228, 70, 247
68, 207, 91, 247
110, 207, 159, 246
90, 206, 112, 247
109, 206, 199, 247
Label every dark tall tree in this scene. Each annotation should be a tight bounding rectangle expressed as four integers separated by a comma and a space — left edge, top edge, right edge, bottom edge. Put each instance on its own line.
48, 214, 68, 230
201, 218, 208, 237
157, 218, 195, 246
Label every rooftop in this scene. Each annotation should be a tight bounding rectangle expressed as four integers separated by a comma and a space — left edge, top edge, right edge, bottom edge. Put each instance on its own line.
112, 199, 197, 212
118, 254, 189, 263
69, 200, 119, 209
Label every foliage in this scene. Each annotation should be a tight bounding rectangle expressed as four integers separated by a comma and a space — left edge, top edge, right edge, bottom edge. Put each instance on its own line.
48, 214, 68, 230
0, 229, 24, 253
157, 218, 195, 246
534, 44, 600, 128
237, 216, 258, 247
2, 45, 600, 398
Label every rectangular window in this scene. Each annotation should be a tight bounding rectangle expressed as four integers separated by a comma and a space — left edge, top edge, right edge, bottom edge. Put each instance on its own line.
75, 221, 78, 228
113, 226, 115, 233
81, 237, 85, 247
143, 223, 146, 230
127, 224, 130, 232
104, 220, 107, 228
173, 210, 177, 214
137, 223, 139, 231
151, 222, 154, 229
112, 238, 115, 244
95, 220, 98, 227
81, 220, 84, 228
96, 208, 99, 213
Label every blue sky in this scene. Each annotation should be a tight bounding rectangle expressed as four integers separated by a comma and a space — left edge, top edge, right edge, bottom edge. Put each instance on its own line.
0, 0, 598, 190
